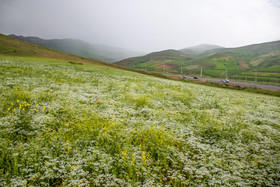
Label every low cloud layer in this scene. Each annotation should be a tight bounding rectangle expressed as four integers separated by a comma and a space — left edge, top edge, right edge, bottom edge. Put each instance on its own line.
1, 0, 280, 52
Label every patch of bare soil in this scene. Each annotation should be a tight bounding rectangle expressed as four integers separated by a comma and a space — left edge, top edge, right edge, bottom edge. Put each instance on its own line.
180, 54, 191, 59
239, 61, 250, 69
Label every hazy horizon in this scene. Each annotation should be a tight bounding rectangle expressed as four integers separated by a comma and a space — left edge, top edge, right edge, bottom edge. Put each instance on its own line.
1, 0, 280, 53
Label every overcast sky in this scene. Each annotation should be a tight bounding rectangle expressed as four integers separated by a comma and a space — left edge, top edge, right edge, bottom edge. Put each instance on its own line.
0, 0, 280, 52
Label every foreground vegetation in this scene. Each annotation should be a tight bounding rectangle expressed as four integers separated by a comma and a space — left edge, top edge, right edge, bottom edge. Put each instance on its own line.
1, 55, 280, 186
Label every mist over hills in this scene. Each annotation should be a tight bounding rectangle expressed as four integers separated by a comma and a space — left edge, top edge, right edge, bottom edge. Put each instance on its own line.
0, 33, 109, 66
8, 34, 144, 62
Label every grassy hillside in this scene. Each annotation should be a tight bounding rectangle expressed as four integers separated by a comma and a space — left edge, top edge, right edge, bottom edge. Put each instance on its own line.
1, 55, 280, 186
8, 34, 143, 62
116, 49, 192, 73
188, 41, 280, 83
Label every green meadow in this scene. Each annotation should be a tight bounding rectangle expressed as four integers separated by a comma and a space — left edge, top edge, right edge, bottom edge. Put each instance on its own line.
1, 55, 280, 186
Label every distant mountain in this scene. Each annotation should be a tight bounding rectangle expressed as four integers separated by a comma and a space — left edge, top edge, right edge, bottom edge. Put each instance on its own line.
8, 34, 143, 62
180, 44, 224, 56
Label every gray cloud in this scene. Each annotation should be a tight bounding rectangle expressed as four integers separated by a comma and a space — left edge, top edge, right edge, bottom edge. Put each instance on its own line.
0, 0, 280, 52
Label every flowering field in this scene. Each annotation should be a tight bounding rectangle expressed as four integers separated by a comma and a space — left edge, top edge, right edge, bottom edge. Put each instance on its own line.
0, 55, 280, 186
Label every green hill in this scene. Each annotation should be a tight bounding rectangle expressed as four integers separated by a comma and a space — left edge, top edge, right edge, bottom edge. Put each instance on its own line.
115, 44, 223, 71
8, 34, 143, 62
116, 41, 280, 85
115, 49, 192, 73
